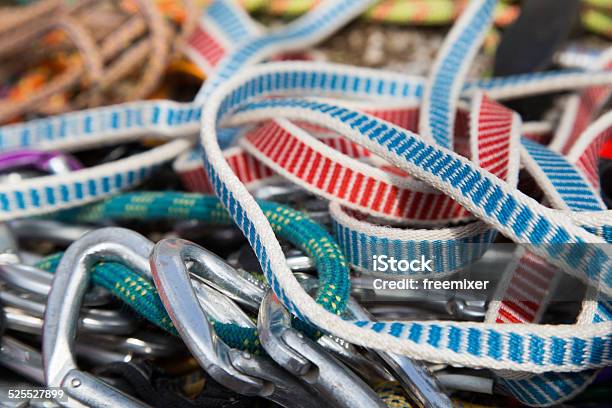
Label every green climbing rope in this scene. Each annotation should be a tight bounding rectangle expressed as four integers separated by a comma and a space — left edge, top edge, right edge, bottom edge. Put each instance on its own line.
38, 191, 350, 354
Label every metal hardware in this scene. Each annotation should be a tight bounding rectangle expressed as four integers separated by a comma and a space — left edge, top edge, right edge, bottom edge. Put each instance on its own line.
0, 285, 135, 335
0, 336, 45, 384
228, 245, 316, 275
190, 278, 255, 327
43, 227, 155, 407
346, 298, 452, 408
257, 291, 387, 408
8, 220, 93, 247
150, 238, 322, 408
187, 245, 267, 312
0, 263, 110, 306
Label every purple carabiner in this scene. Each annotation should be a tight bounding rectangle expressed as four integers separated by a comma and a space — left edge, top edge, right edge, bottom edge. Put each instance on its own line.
0, 150, 83, 175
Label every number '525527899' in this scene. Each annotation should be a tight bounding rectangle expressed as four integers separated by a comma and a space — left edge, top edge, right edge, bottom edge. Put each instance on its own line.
7, 387, 66, 401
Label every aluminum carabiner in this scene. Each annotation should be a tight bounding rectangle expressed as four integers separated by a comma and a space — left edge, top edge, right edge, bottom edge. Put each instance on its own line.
257, 291, 387, 408
346, 298, 453, 408
293, 272, 453, 407
8, 219, 93, 247
187, 245, 267, 312
43, 227, 154, 408
0, 284, 136, 335
0, 263, 111, 306
0, 335, 45, 384
0, 223, 21, 265
150, 238, 323, 408
190, 278, 255, 327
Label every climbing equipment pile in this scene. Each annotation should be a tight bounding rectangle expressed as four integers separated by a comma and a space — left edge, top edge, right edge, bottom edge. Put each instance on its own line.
0, 0, 610, 407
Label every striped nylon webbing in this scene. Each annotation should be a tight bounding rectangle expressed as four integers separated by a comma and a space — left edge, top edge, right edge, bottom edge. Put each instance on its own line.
483, 53, 612, 403
0, 1, 610, 405
195, 1, 611, 405
488, 121, 611, 405
202, 64, 611, 367
184, 0, 263, 74
196, 0, 611, 377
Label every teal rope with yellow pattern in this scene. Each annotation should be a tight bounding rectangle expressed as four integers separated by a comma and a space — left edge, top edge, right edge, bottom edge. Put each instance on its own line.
37, 192, 350, 353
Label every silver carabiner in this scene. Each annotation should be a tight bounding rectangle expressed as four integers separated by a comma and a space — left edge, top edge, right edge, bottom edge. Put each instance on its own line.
346, 298, 453, 408
294, 273, 452, 407
181, 256, 394, 387
150, 238, 323, 408
43, 227, 154, 408
8, 219, 93, 247
78, 331, 184, 359
0, 308, 118, 386
187, 245, 267, 312
185, 260, 395, 386
228, 245, 315, 275
190, 277, 330, 408
0, 263, 111, 306
75, 331, 185, 367
0, 335, 45, 384
3, 306, 47, 334
0, 325, 180, 385
291, 273, 396, 383
0, 285, 135, 335
190, 278, 256, 327
0, 223, 21, 265
257, 291, 387, 408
